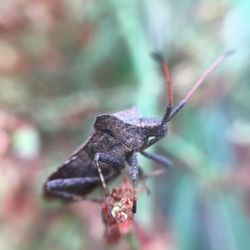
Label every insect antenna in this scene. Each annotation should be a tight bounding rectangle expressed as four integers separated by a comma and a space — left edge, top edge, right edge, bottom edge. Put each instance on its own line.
151, 52, 174, 126
153, 50, 234, 124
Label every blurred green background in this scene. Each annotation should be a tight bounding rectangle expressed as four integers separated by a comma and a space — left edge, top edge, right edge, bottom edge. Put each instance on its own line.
0, 0, 250, 249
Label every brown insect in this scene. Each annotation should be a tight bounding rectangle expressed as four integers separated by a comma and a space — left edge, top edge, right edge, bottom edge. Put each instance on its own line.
44, 51, 233, 214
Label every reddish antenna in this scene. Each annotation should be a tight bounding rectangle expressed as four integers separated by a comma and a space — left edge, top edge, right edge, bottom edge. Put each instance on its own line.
151, 52, 174, 125
161, 59, 173, 108
153, 50, 234, 124
183, 51, 234, 103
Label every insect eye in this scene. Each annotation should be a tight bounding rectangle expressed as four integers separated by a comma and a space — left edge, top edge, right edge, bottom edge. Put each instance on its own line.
148, 136, 156, 141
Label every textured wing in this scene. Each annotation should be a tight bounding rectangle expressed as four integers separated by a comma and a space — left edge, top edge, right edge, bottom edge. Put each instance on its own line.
47, 150, 92, 181
44, 145, 119, 199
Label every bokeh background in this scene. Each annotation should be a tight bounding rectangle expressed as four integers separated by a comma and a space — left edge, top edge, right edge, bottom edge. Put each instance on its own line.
0, 0, 249, 249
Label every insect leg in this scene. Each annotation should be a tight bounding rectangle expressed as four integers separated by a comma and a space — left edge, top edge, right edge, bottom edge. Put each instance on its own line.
127, 152, 139, 184
94, 152, 125, 196
127, 152, 139, 213
45, 176, 104, 200
94, 154, 110, 196
137, 167, 151, 195
141, 150, 173, 168
137, 166, 166, 195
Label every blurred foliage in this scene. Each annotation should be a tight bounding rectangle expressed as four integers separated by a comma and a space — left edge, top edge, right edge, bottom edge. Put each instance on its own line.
0, 0, 250, 250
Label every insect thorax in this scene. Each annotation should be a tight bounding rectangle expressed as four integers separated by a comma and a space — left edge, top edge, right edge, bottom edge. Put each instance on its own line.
94, 114, 146, 150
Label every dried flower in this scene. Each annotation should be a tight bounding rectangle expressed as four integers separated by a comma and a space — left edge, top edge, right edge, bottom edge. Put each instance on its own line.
101, 176, 135, 244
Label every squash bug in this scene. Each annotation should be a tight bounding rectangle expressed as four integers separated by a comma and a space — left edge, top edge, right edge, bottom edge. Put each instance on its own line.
44, 51, 233, 213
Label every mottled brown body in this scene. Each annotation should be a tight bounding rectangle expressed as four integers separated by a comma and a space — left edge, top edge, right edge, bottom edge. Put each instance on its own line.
44, 107, 166, 199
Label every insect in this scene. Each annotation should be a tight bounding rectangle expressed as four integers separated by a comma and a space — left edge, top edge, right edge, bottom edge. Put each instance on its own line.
44, 51, 232, 212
